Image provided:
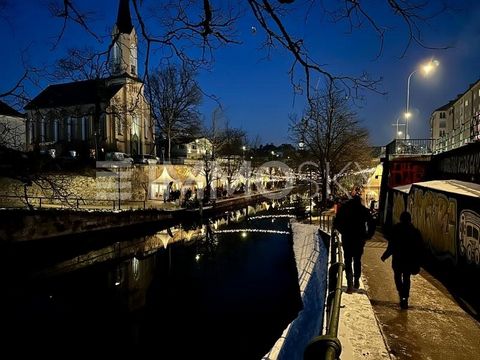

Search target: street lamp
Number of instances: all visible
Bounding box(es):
[392,116,406,139]
[404,59,439,140]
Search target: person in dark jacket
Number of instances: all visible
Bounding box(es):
[334,195,375,293]
[381,211,423,309]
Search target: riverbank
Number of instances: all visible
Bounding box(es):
[0,189,294,243]
[264,221,327,360]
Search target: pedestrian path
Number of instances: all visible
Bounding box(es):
[360,232,480,360]
[337,267,391,360]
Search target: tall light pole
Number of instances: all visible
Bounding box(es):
[404,59,439,140]
[392,116,406,139]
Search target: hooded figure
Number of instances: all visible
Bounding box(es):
[381,211,423,309]
[334,195,375,293]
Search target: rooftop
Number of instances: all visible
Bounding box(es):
[25,79,123,110]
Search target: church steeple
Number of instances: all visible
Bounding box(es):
[111,0,137,77]
[116,0,133,34]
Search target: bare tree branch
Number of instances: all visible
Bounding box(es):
[49,0,101,49]
[145,63,202,160]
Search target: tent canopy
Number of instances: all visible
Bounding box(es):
[152,167,177,184]
[182,171,204,187]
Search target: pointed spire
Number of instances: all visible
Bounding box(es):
[116,0,133,34]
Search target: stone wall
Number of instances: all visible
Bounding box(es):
[0,208,179,242]
[0,164,194,207]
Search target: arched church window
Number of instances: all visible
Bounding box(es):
[130,44,137,75]
[112,42,121,73]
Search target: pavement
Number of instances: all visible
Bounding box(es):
[344,232,480,360]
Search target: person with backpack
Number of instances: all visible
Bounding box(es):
[334,194,376,293]
[381,211,423,309]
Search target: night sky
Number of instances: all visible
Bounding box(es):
[2,0,480,146]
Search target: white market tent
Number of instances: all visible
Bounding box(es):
[151,167,178,199]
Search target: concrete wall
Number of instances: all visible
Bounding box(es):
[263,222,328,360]
[0,164,194,207]
[0,208,178,242]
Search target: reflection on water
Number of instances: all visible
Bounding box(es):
[2,201,303,358]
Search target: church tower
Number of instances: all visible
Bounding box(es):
[111,0,138,77]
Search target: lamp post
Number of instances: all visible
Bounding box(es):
[404,59,439,140]
[392,117,407,139]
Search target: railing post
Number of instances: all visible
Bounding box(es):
[39,197,42,209]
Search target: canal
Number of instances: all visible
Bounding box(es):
[2,204,303,358]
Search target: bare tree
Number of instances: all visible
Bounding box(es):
[216,124,246,194]
[290,81,372,202]
[146,64,202,160]
[52,47,110,81]
[36,0,450,100]
[195,106,244,202]
[0,146,78,210]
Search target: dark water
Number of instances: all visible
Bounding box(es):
[1,211,302,358]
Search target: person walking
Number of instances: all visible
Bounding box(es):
[381,211,423,309]
[334,194,375,293]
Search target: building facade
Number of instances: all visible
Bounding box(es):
[431,79,480,154]
[25,0,154,159]
[0,100,26,151]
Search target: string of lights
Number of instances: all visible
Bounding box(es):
[213,229,290,235]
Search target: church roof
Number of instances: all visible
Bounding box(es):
[0,100,24,117]
[25,79,123,110]
[116,0,133,34]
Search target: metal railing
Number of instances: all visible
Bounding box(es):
[0,194,149,210]
[385,138,433,157]
[432,124,480,154]
[305,214,344,360]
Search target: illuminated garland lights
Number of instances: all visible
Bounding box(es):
[213,229,290,235]
[248,215,295,220]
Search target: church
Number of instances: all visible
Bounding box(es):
[25,0,155,160]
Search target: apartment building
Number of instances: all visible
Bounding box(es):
[431,79,480,153]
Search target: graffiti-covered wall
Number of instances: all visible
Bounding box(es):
[389,183,480,269]
[407,187,457,262]
[432,141,480,184]
[388,160,428,188]
[392,191,407,225]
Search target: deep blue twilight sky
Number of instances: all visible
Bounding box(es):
[2,0,480,146]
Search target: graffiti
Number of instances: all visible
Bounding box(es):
[389,161,427,187]
[439,152,480,176]
[392,191,406,225]
[459,210,480,265]
[407,188,457,261]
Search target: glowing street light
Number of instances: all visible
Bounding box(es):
[392,116,407,139]
[404,59,439,140]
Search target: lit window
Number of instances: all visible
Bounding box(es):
[115,115,123,135]
[130,44,137,75]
